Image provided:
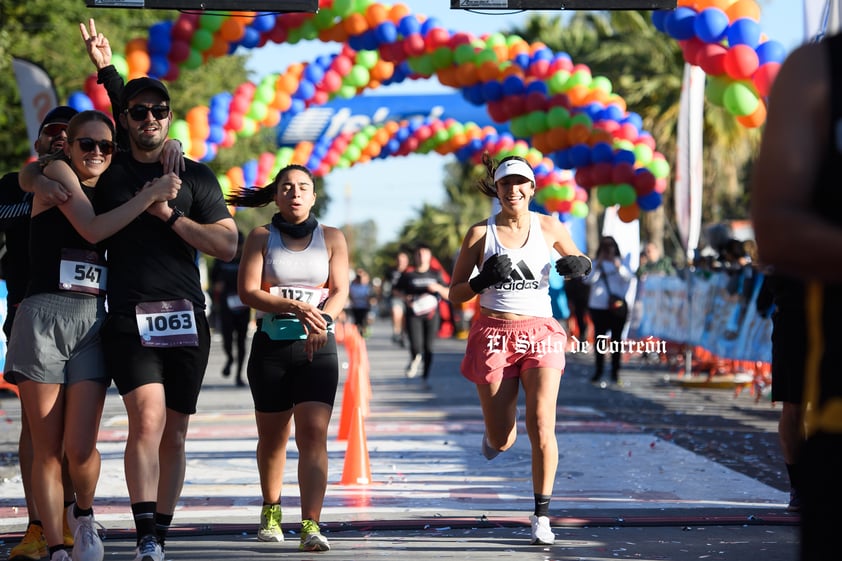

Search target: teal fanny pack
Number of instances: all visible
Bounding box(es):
[260,315,335,341]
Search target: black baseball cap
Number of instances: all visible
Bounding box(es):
[121,77,170,108]
[38,106,77,135]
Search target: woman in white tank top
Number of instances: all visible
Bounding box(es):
[449,154,591,546]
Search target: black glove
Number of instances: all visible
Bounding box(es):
[555,255,592,279]
[469,253,513,293]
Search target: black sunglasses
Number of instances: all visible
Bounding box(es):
[41,123,68,137]
[125,104,170,121]
[72,137,116,155]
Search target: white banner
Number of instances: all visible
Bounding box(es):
[673,63,705,259]
[12,57,58,156]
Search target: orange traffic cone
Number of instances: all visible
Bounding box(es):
[340,406,372,485]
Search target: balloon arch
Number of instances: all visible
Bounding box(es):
[68,0,785,223]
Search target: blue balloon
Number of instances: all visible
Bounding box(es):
[481,80,504,102]
[590,142,613,163]
[664,6,697,40]
[502,74,525,96]
[613,149,636,165]
[242,160,258,186]
[624,112,644,131]
[240,27,261,49]
[694,8,729,44]
[304,63,324,84]
[514,53,530,70]
[727,18,762,48]
[602,104,624,122]
[67,92,94,112]
[293,79,315,101]
[346,34,367,51]
[306,155,321,169]
[534,162,549,175]
[569,144,592,168]
[756,39,787,64]
[207,125,225,144]
[638,190,662,211]
[359,29,380,51]
[384,138,400,154]
[251,13,276,33]
[525,80,548,96]
[398,15,421,37]
[370,20,394,44]
[462,83,485,105]
[148,22,172,55]
[421,17,443,35]
[201,142,217,163]
[650,10,669,33]
[552,149,573,170]
[148,55,169,79]
[531,47,553,62]
[396,127,410,142]
[288,98,305,115]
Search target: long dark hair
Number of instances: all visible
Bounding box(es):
[225,164,315,208]
[476,152,532,198]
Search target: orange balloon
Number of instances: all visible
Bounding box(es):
[617,204,640,223]
[530,131,550,154]
[385,121,401,135]
[546,127,568,150]
[736,99,767,128]
[566,84,591,106]
[507,39,530,58]
[389,3,411,23]
[436,66,460,88]
[568,123,591,145]
[276,73,299,95]
[343,12,369,36]
[319,22,348,43]
[207,36,229,58]
[369,59,394,83]
[125,37,148,54]
[726,0,760,21]
[584,87,611,105]
[126,50,150,76]
[476,60,500,82]
[456,62,479,87]
[365,3,389,27]
[262,109,281,128]
[492,45,508,62]
[270,91,291,112]
[219,19,245,42]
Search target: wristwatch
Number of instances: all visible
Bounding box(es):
[166,206,185,227]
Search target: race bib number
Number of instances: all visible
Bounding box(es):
[59,249,107,295]
[411,293,438,316]
[135,299,199,348]
[269,285,329,307]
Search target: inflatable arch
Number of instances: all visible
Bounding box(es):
[68,0,784,222]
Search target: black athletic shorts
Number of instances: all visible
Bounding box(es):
[246,324,339,413]
[101,310,211,414]
[770,307,806,404]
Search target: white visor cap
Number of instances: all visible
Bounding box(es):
[493,159,535,184]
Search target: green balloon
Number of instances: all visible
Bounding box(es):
[346,65,370,88]
[526,111,548,135]
[238,117,257,138]
[255,84,275,105]
[633,143,653,165]
[648,158,670,179]
[111,54,129,81]
[485,33,507,48]
[432,47,454,69]
[454,44,477,65]
[723,81,759,117]
[508,116,530,139]
[299,20,318,41]
[591,75,612,95]
[434,128,450,144]
[596,185,616,207]
[475,49,498,65]
[615,139,634,151]
[615,184,637,206]
[706,75,729,107]
[337,84,357,99]
[217,174,231,196]
[313,9,335,30]
[357,50,379,70]
[534,188,550,205]
[247,101,268,122]
[199,13,224,32]
[547,106,570,129]
[571,200,589,218]
[183,49,203,70]
[407,55,435,77]
[512,143,529,158]
[569,112,593,128]
[547,70,570,94]
[170,119,190,145]
[276,147,294,168]
[557,184,574,201]
[344,145,361,162]
[567,69,592,88]
[336,157,351,169]
[332,0,353,17]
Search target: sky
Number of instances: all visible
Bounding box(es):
[244,1,805,245]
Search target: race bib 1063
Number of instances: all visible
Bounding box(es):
[59,248,107,295]
[135,299,199,348]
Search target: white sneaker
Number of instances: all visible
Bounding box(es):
[405,354,422,378]
[50,549,71,561]
[133,534,164,561]
[530,514,555,545]
[66,505,105,561]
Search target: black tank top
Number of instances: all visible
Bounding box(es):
[26,185,102,297]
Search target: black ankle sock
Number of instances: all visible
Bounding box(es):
[131,501,157,545]
[534,494,552,517]
[786,463,800,489]
[73,504,93,518]
[155,512,173,546]
[48,545,67,557]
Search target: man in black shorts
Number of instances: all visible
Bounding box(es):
[90,78,237,561]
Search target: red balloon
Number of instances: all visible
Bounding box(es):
[681,37,706,67]
[525,91,547,113]
[487,100,508,123]
[503,95,526,119]
[612,162,635,185]
[172,16,196,41]
[592,162,613,185]
[403,33,426,57]
[574,167,594,188]
[752,62,780,97]
[528,59,551,80]
[332,55,353,76]
[425,27,451,50]
[447,32,473,49]
[723,44,760,80]
[632,169,656,195]
[697,43,728,76]
[231,95,251,114]
[322,69,342,92]
[168,40,191,63]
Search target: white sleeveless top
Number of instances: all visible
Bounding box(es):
[259,223,330,318]
[478,212,552,317]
